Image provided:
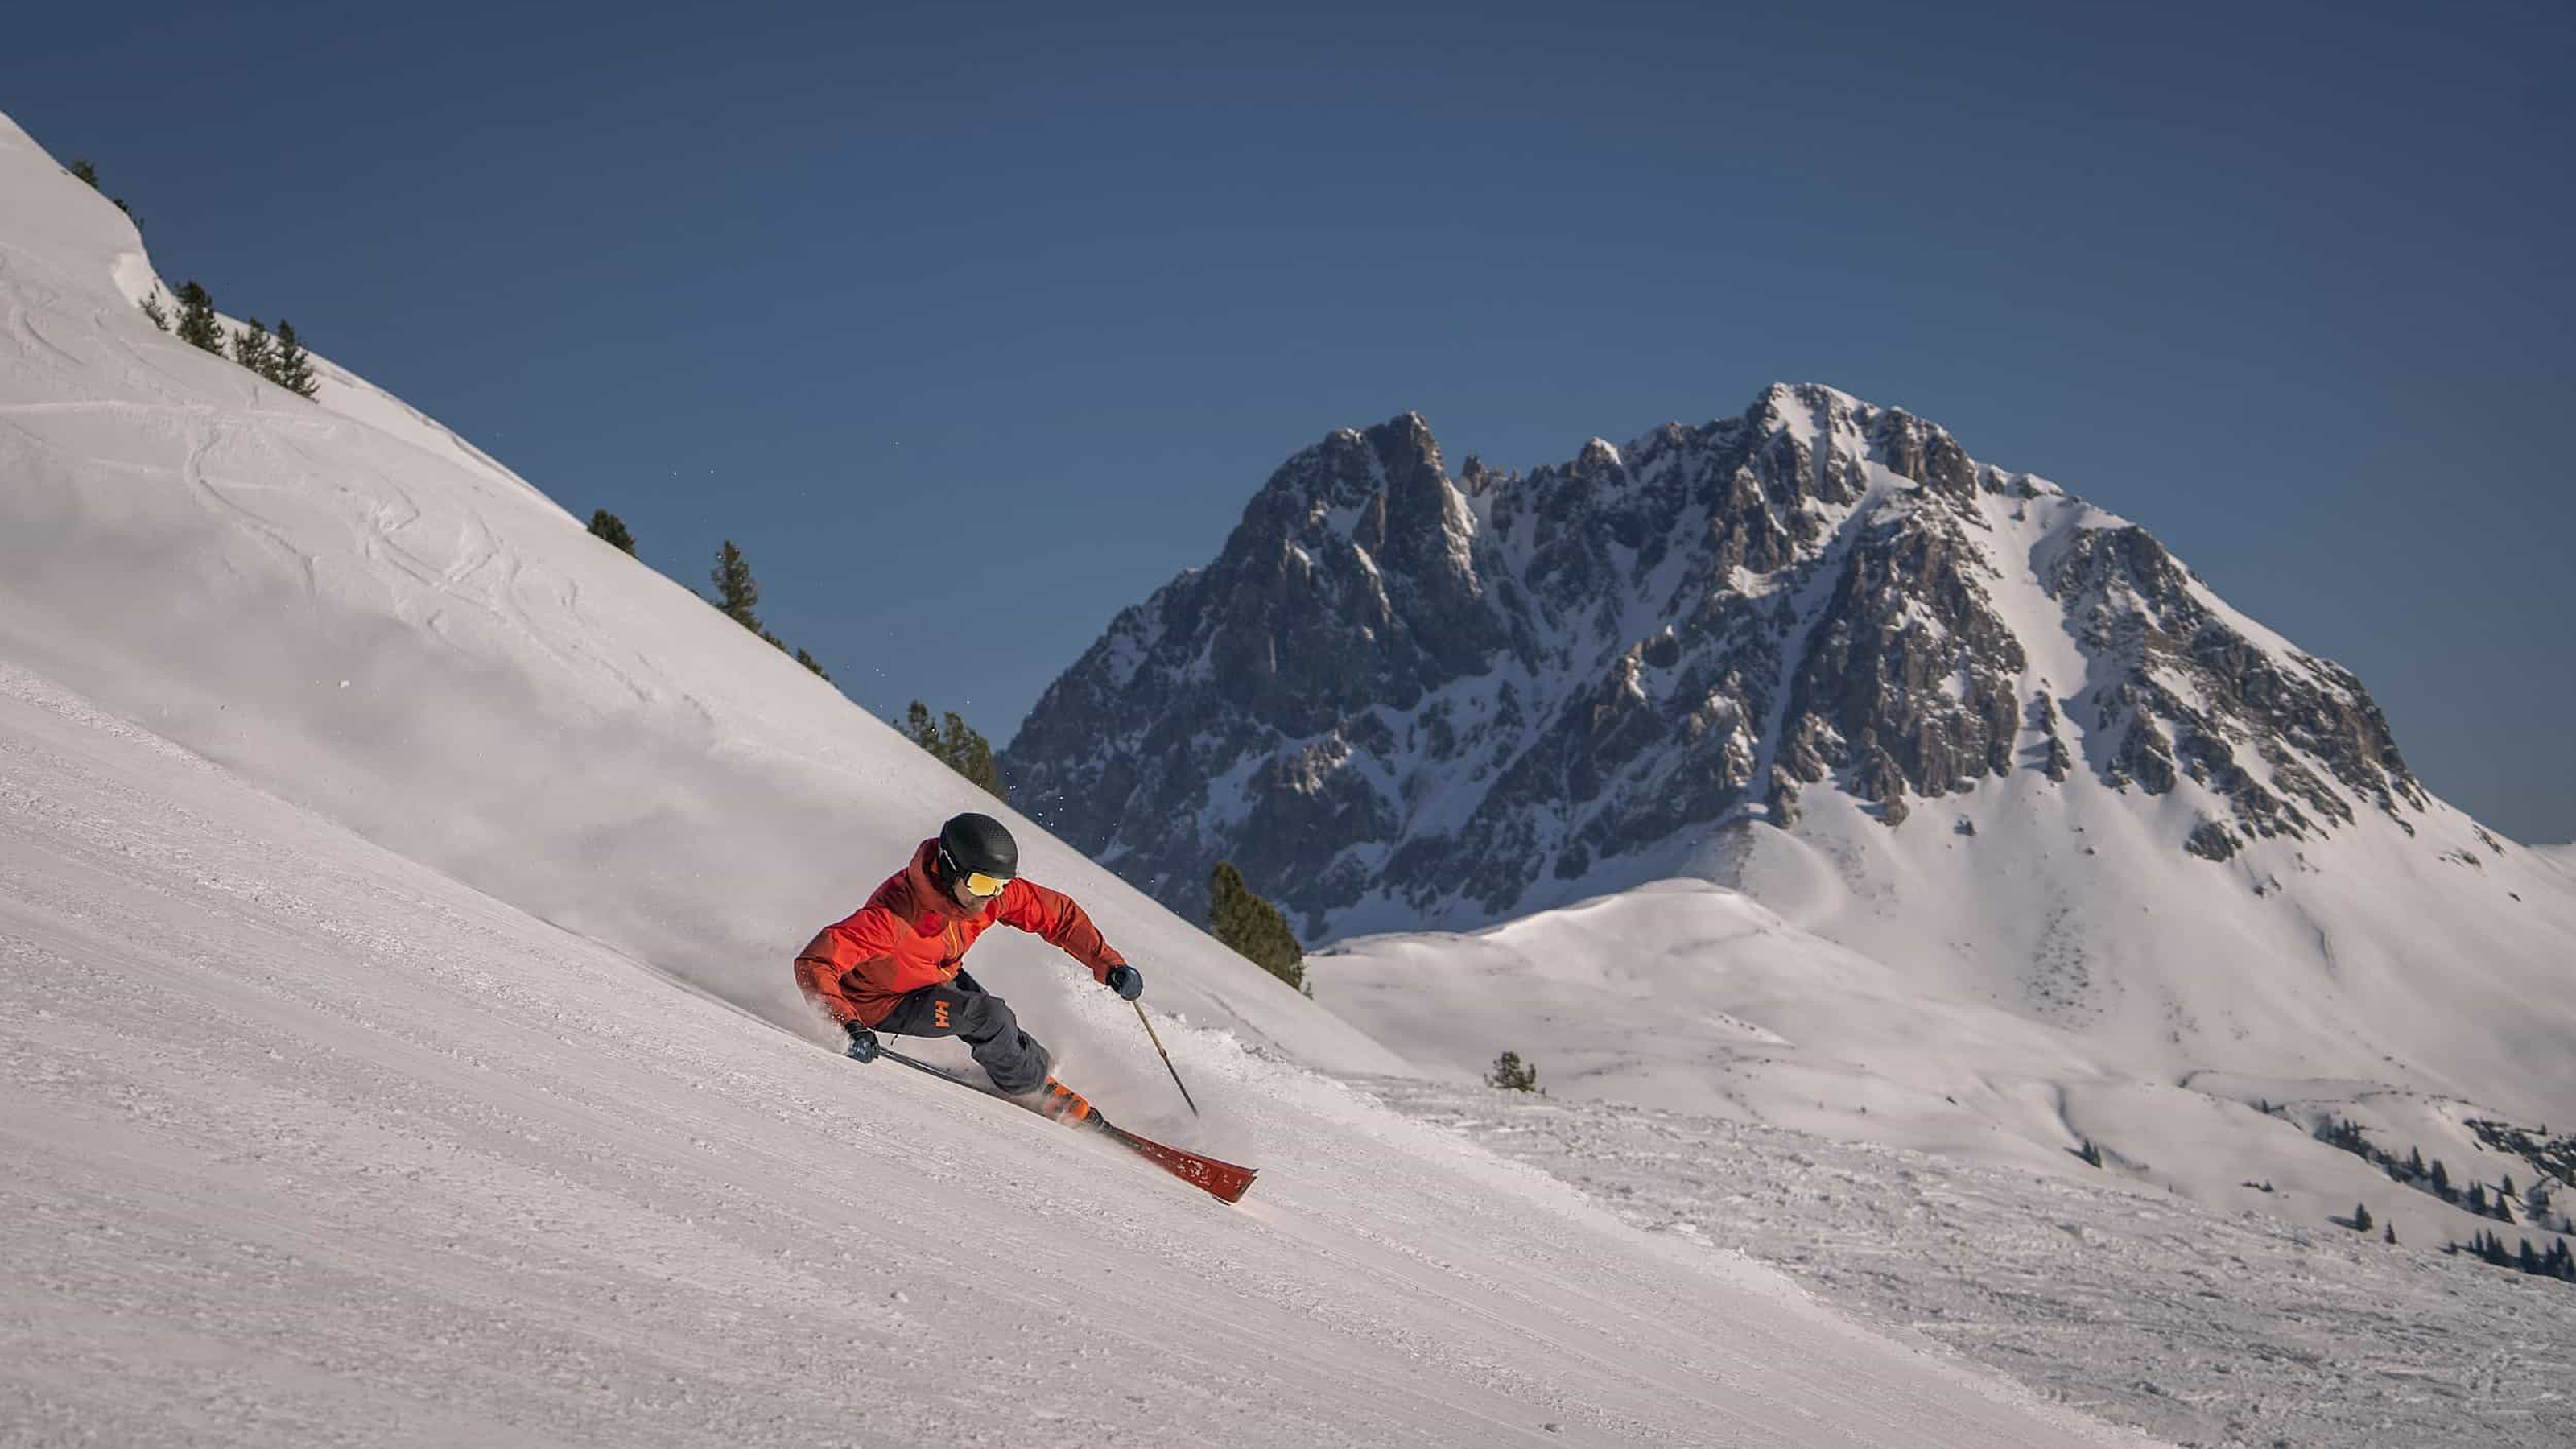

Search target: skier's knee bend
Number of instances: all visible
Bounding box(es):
[964,999,1050,1094]
[979,1042,1051,1096]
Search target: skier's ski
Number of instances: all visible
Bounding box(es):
[876,1045,1259,1204]
[1091,1117,1258,1204]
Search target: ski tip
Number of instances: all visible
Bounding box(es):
[1097,1118,1261,1203]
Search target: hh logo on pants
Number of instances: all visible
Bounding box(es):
[933,1000,952,1028]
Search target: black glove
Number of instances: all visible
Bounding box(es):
[843,1022,881,1063]
[1105,964,1143,1001]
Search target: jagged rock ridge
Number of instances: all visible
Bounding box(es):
[1003,385,2426,939]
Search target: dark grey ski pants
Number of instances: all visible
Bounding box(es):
[876,970,1051,1095]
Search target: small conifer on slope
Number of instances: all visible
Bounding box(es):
[270,320,319,398]
[588,510,638,554]
[1209,861,1304,993]
[173,282,224,353]
[904,702,1004,800]
[232,318,277,376]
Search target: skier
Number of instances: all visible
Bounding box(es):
[794,811,1142,1122]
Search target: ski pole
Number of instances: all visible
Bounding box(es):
[1132,1000,1199,1116]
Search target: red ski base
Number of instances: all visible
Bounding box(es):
[876,1046,1260,1203]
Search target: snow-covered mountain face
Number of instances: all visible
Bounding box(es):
[1007,387,2576,1122]
[1010,388,2425,928]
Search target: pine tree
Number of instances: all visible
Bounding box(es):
[2432,1160,2454,1199]
[586,510,637,554]
[2519,1239,2540,1274]
[2504,1174,2518,1200]
[232,317,278,378]
[2471,1183,2489,1213]
[138,292,170,332]
[939,712,1005,800]
[68,159,136,223]
[270,320,319,398]
[173,282,224,353]
[898,702,1002,799]
[2353,1203,2373,1232]
[2407,1146,2425,1179]
[2077,1139,2103,1168]
[1486,1051,1540,1092]
[794,647,830,681]
[708,540,764,632]
[1208,860,1305,993]
[2384,1223,2398,1245]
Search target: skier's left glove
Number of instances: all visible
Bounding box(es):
[1105,964,1144,1001]
[843,1022,881,1063]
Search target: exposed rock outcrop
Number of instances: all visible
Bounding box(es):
[1003,384,2431,938]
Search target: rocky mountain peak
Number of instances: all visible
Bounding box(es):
[1004,385,2442,941]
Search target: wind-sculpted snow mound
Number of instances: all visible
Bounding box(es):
[1317,867,2576,1282]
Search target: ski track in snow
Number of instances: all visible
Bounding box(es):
[1369,1080,2576,1449]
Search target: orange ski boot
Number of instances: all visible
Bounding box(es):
[1032,1076,1093,1125]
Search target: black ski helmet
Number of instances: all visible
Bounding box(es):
[937,811,1018,884]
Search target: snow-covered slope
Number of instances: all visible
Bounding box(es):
[1373,1079,2576,1449]
[0,114,2158,1445]
[0,112,1399,1083]
[1318,879,2106,1162]
[1317,877,2576,1264]
[1,663,2156,1447]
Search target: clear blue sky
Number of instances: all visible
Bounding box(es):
[10,0,2573,842]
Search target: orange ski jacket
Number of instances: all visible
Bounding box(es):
[795,838,1128,1027]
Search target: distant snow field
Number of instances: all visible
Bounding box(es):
[1369,1079,2576,1449]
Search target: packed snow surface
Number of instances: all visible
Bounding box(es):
[1371,1079,2576,1449]
[0,649,2165,1448]
[0,115,2159,1445]
[1317,872,2576,1307]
